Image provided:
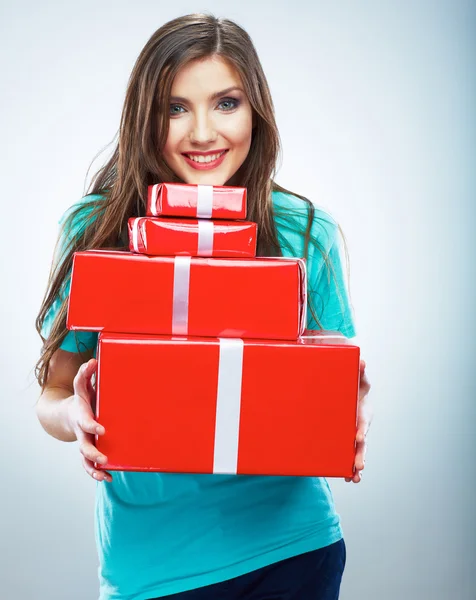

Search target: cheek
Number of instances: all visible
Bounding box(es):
[223,112,253,150]
[163,121,184,156]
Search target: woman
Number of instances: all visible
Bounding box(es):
[35,13,372,600]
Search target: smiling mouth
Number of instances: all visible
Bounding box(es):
[183,150,228,164]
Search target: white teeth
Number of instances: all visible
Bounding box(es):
[186,151,225,164]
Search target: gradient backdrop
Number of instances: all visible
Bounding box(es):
[1,1,474,598]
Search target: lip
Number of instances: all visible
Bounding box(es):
[182,149,228,171]
[182,148,228,156]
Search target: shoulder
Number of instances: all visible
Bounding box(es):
[58,193,105,241]
[272,189,339,257]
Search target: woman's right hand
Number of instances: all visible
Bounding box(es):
[69,358,113,483]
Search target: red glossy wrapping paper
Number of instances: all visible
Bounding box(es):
[66,250,306,340]
[128,217,257,257]
[94,331,360,477]
[147,183,247,219]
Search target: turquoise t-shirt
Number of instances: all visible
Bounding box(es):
[41,190,356,600]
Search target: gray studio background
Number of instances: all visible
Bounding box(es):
[1,1,474,598]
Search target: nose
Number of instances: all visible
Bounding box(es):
[189,110,217,145]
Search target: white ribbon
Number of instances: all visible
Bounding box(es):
[196,185,214,218]
[131,219,141,252]
[132,217,147,254]
[213,338,244,474]
[197,220,214,256]
[142,220,148,249]
[172,256,191,335]
[131,218,148,253]
[150,184,161,216]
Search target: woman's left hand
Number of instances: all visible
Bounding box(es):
[345,359,373,484]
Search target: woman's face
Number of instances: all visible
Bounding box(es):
[163,55,253,186]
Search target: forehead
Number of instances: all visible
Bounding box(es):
[170,56,243,95]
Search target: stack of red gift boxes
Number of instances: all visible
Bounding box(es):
[66,183,360,477]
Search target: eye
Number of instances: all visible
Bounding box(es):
[170,104,186,116]
[217,97,240,111]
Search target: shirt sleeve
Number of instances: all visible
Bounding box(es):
[40,201,99,353]
[306,224,357,338]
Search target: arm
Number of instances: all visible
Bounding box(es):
[345,359,373,484]
[36,198,111,480]
[308,219,373,483]
[36,348,112,482]
[36,349,92,442]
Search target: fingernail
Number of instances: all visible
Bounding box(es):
[96,426,105,435]
[92,472,98,479]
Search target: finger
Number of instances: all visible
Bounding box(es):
[73,359,97,401]
[359,382,371,402]
[354,452,363,472]
[78,437,108,467]
[345,468,363,483]
[82,456,113,482]
[87,378,98,416]
[76,426,112,481]
[75,413,106,436]
[356,426,367,444]
[356,404,371,436]
[354,441,367,471]
[355,411,368,440]
[78,358,97,383]
[87,376,96,400]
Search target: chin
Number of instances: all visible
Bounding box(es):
[182,171,234,187]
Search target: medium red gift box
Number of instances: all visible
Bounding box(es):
[93,331,360,477]
[67,250,306,340]
[128,217,257,257]
[147,183,247,219]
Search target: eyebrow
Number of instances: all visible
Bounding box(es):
[169,86,245,104]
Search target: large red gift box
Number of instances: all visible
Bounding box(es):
[128,217,257,257]
[67,250,306,340]
[94,331,360,477]
[147,183,247,219]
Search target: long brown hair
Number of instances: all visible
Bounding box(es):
[35,13,350,389]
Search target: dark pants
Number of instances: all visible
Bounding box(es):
[150,538,346,599]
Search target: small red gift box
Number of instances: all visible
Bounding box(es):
[67,251,306,340]
[147,183,247,220]
[94,331,360,477]
[128,217,257,257]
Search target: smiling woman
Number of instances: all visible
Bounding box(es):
[163,57,253,184]
[35,12,370,600]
